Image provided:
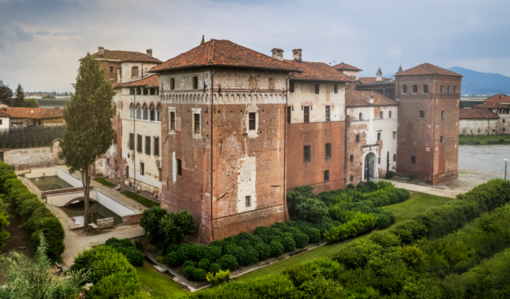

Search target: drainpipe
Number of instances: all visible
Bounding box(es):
[133,89,136,190]
[284,73,296,222]
[210,68,218,241]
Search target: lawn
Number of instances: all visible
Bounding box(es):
[459,134,510,145]
[137,262,186,298]
[238,192,451,281]
[121,190,160,208]
[93,177,116,188]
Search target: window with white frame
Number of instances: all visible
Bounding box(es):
[192,109,201,136]
[169,108,176,131]
[136,104,141,119]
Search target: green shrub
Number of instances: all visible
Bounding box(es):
[71,246,136,284]
[30,217,65,260]
[105,237,133,248]
[376,214,390,230]
[386,170,396,179]
[113,246,144,267]
[189,244,206,262]
[255,243,271,261]
[229,245,248,266]
[408,173,416,180]
[369,231,401,247]
[243,246,259,266]
[174,244,192,264]
[281,236,296,252]
[183,266,195,280]
[198,258,211,270]
[324,212,377,243]
[88,271,140,299]
[209,263,221,274]
[204,246,222,263]
[166,252,180,267]
[206,269,231,287]
[219,254,238,271]
[269,241,284,257]
[254,226,271,243]
[183,260,195,268]
[193,268,207,281]
[391,220,427,244]
[159,211,196,246]
[139,207,167,244]
[294,233,309,248]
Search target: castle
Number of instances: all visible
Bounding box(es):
[92,39,462,243]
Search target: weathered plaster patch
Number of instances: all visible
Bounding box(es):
[237,155,257,213]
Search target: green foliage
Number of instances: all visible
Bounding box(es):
[183,260,195,268]
[287,185,329,223]
[159,210,196,246]
[255,242,271,261]
[324,212,377,243]
[219,254,238,271]
[139,206,167,244]
[206,269,231,287]
[14,84,25,107]
[269,241,284,257]
[189,244,206,262]
[369,231,401,247]
[31,217,66,260]
[183,266,195,280]
[199,258,211,270]
[204,246,222,263]
[166,252,180,267]
[408,173,416,180]
[121,190,160,208]
[94,177,116,188]
[24,97,39,108]
[88,272,140,299]
[0,80,13,106]
[0,234,84,299]
[209,263,221,274]
[193,268,207,281]
[294,232,309,248]
[71,245,136,284]
[391,219,427,244]
[281,235,296,252]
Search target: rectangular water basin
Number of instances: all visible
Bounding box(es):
[24,166,90,199]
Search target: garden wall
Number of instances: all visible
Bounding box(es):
[1,140,64,169]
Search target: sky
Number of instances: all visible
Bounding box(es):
[1,0,509,92]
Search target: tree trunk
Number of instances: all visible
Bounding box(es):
[82,165,90,232]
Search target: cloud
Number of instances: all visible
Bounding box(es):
[53,30,81,36]
[0,20,33,50]
[35,30,50,35]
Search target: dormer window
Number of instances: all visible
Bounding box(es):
[132,66,139,77]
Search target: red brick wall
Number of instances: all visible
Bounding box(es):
[98,61,120,83]
[345,118,367,186]
[286,121,346,193]
[396,75,460,184]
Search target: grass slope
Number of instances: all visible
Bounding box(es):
[459,134,510,145]
[239,192,450,281]
[121,190,160,208]
[93,177,116,188]
[137,262,186,297]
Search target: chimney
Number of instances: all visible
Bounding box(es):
[292,49,302,62]
[146,49,153,57]
[271,48,284,61]
[98,47,104,58]
[367,94,374,104]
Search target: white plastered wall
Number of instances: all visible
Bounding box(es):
[0,117,9,131]
[459,119,499,135]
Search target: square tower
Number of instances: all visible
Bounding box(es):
[395,63,462,185]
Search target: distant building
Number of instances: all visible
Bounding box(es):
[459,94,510,134]
[0,107,64,129]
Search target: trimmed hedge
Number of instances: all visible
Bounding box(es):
[324,212,377,243]
[0,160,65,259]
[104,237,144,267]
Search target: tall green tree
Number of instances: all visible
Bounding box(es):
[25,98,39,108]
[14,83,25,107]
[0,80,13,106]
[59,53,115,231]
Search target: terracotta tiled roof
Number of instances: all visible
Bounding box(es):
[150,39,301,73]
[1,107,63,119]
[0,109,9,117]
[285,60,353,82]
[395,63,462,77]
[473,102,510,109]
[89,49,161,63]
[358,77,394,84]
[332,62,362,71]
[116,74,159,89]
[346,88,398,107]
[484,94,510,102]
[459,108,499,119]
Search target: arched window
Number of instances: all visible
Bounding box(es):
[149,104,155,121]
[132,66,139,77]
[129,104,134,119]
[142,104,148,120]
[454,86,457,94]
[440,85,444,94]
[447,86,451,94]
[359,113,363,121]
[157,104,161,122]
[389,111,392,118]
[135,104,141,119]
[170,78,175,90]
[193,76,198,89]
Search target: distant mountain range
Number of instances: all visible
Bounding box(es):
[447,67,510,96]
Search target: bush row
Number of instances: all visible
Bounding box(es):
[0,194,10,251]
[105,237,144,267]
[0,160,65,259]
[323,212,377,243]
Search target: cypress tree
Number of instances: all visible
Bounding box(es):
[14,84,25,107]
[59,54,115,231]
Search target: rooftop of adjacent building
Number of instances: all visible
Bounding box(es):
[345,83,397,107]
[459,108,499,119]
[285,59,354,83]
[358,77,394,84]
[0,107,63,119]
[395,63,462,77]
[483,93,510,102]
[473,102,510,109]
[150,39,301,73]
[331,62,363,71]
[88,47,161,64]
[115,74,159,89]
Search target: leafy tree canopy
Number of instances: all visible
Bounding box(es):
[24,98,39,108]
[0,80,13,106]
[14,84,25,107]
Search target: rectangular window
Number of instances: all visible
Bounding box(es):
[137,134,142,152]
[334,84,338,93]
[393,132,397,139]
[287,106,291,124]
[249,113,256,130]
[350,155,354,162]
[110,66,114,74]
[289,82,294,93]
[154,137,159,156]
[113,133,117,145]
[177,159,182,176]
[402,85,407,94]
[0,120,2,125]
[194,113,200,134]
[419,111,425,118]
[423,85,429,94]
[314,84,319,94]
[107,158,110,165]
[129,133,134,150]
[325,143,331,159]
[145,136,151,155]
[303,145,311,162]
[380,111,383,119]
[440,136,443,143]
[158,168,162,182]
[140,162,145,175]
[304,107,310,123]
[126,166,129,179]
[393,154,396,162]
[441,111,445,119]
[245,196,251,207]
[324,170,329,182]
[170,111,176,130]
[378,157,381,164]
[325,106,330,122]
[411,156,416,164]
[412,85,418,94]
